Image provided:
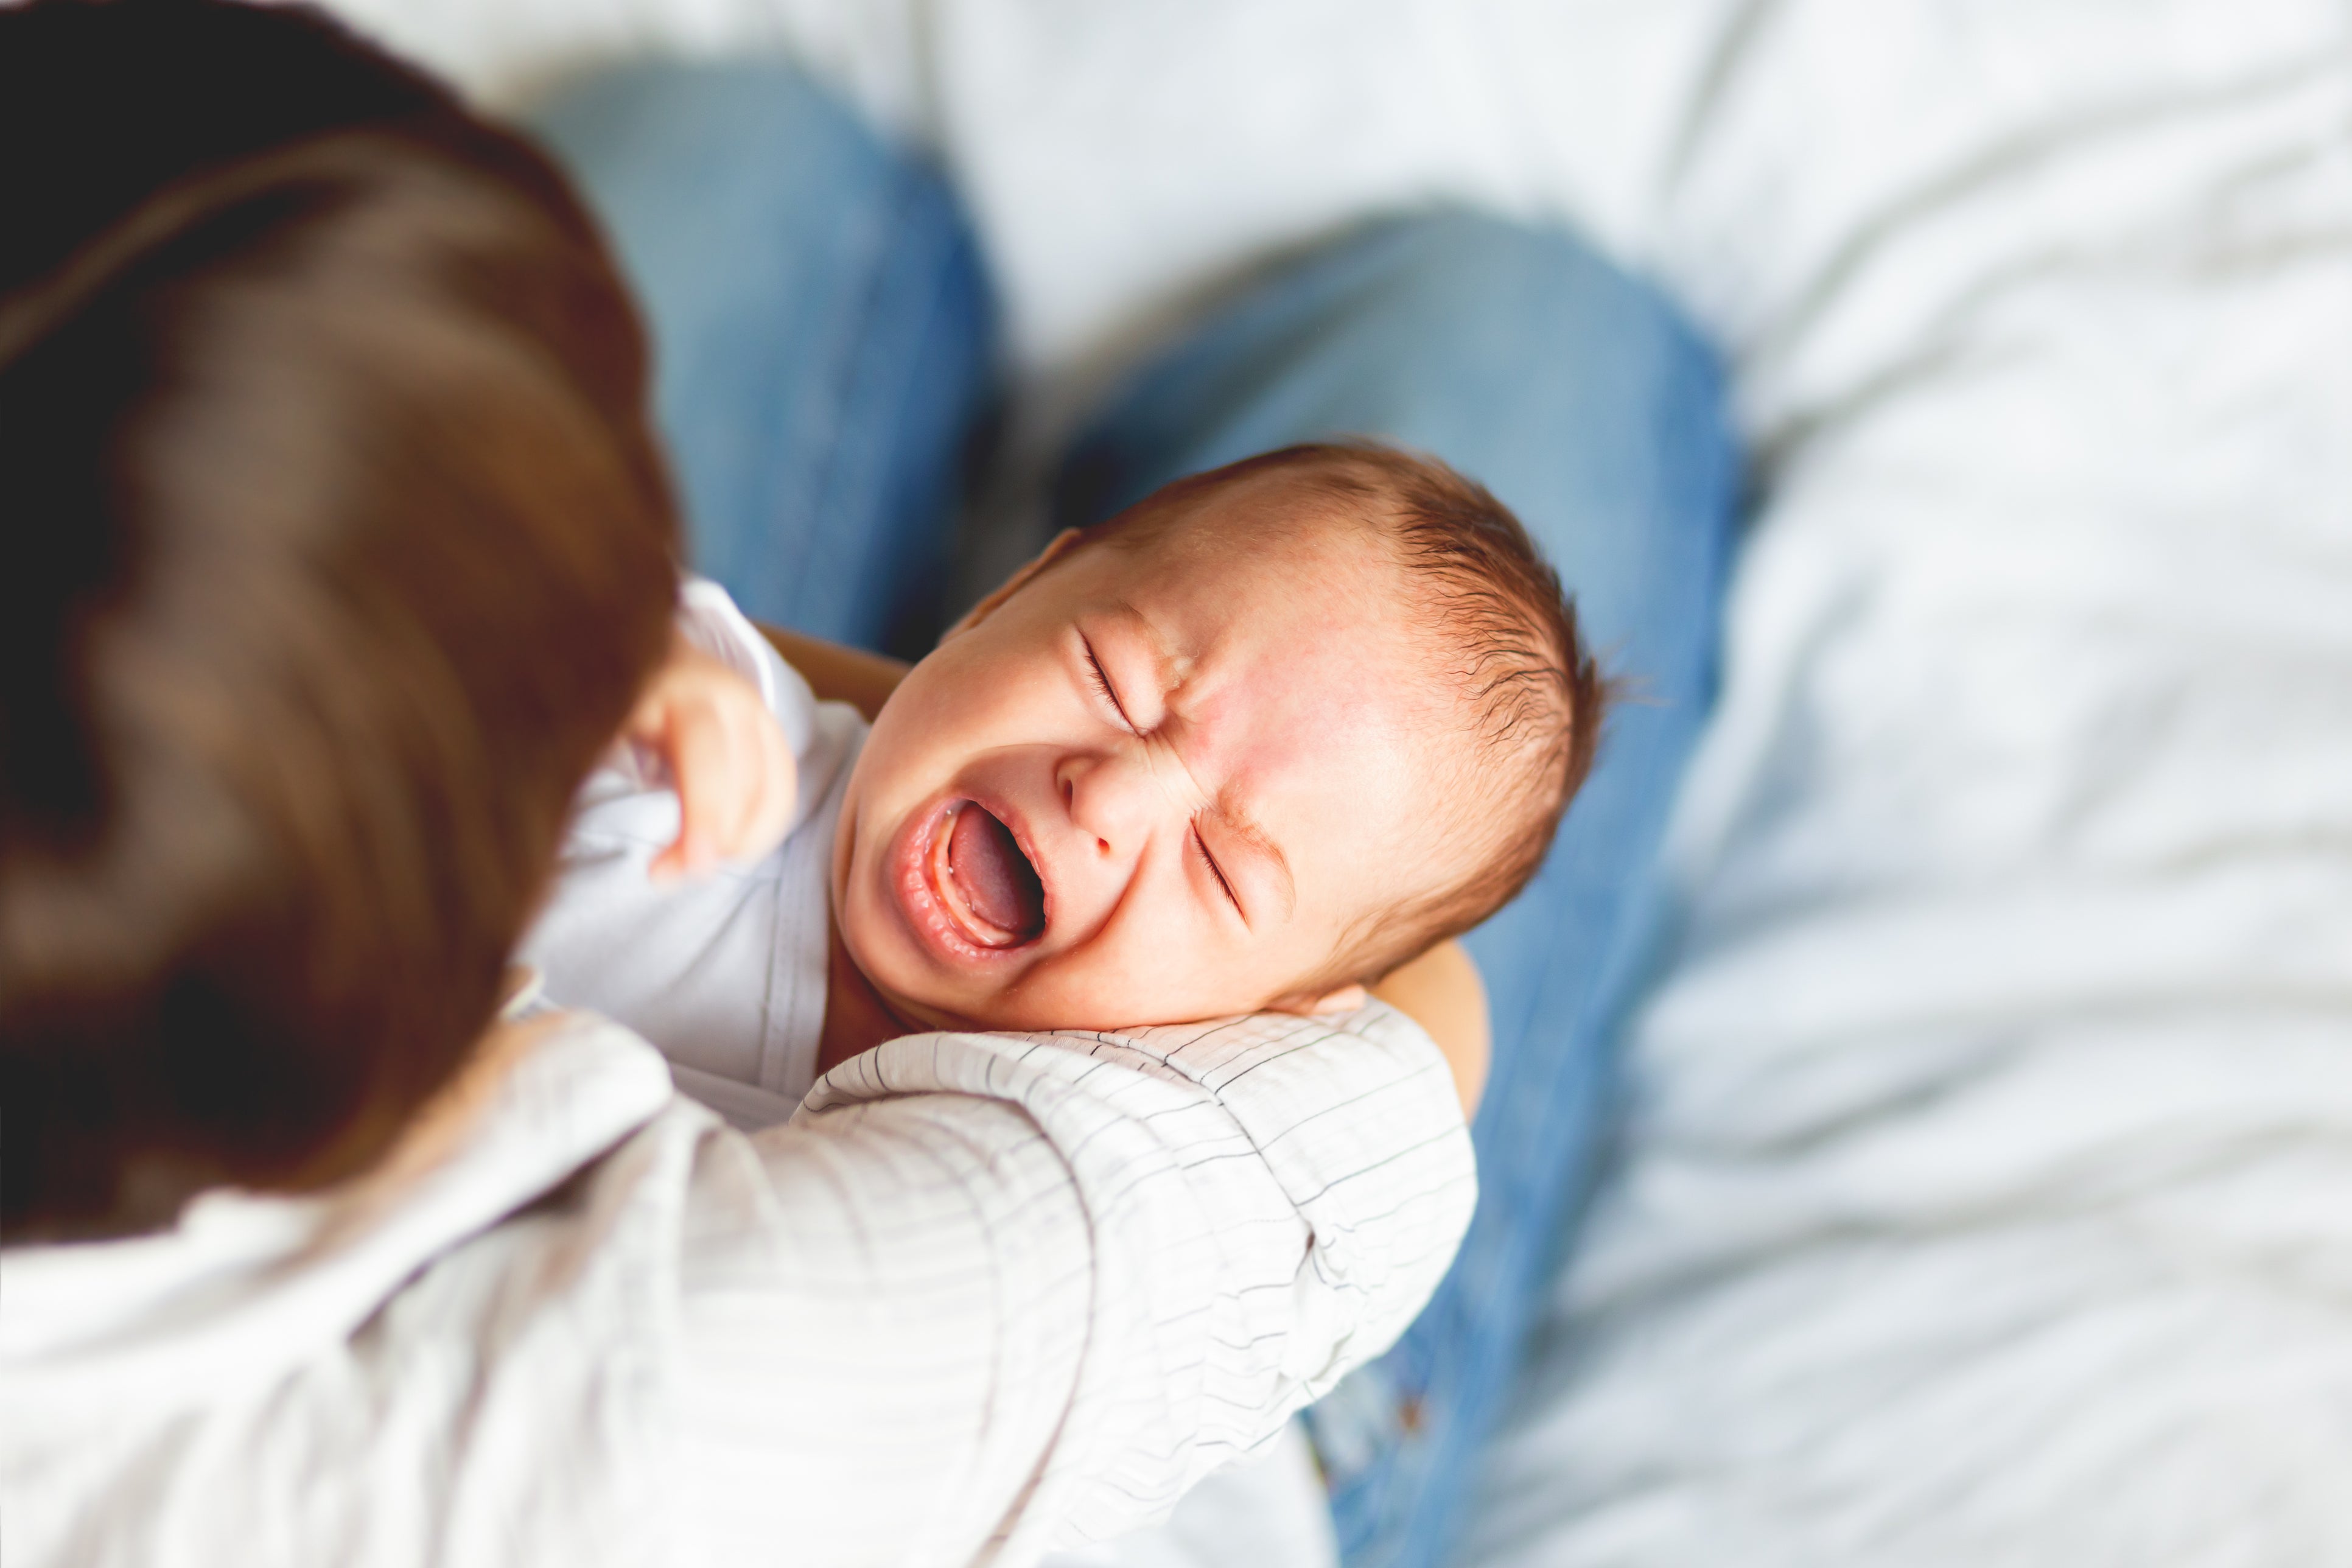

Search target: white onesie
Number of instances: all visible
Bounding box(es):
[516,578,866,1129]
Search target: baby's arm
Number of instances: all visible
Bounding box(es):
[615,603,905,876]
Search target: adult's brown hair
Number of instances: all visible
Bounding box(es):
[0,0,681,1236]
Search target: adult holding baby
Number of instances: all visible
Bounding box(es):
[530,44,1736,1568]
[0,3,1480,1564]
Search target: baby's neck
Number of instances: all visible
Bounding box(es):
[815,920,921,1079]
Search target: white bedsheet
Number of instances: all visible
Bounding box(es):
[320,1,2352,1559]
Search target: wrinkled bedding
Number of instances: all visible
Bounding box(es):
[324,1,2352,1560]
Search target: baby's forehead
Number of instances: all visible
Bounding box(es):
[1136,463,1393,550]
[1110,539,1436,723]
[1105,477,1419,623]
[1102,488,1480,755]
[1209,601,1491,873]
[1087,475,1508,836]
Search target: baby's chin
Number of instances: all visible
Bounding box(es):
[829,917,1105,1034]
[859,957,1279,1038]
[829,886,1035,1037]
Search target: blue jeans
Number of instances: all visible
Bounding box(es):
[534,63,1737,1568]
[532,64,996,659]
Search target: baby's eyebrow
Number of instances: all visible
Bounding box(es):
[1213,798,1295,920]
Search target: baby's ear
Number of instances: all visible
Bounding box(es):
[944,528,1084,639]
[1272,984,1368,1018]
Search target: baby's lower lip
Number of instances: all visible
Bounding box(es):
[891,799,1031,964]
[927,805,1030,950]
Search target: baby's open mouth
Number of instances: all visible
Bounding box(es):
[929,802,1045,948]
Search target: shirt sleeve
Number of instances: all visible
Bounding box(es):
[665,1004,1476,1566]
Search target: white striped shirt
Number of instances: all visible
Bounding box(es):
[1,997,1474,1566]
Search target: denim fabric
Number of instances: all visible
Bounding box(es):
[1057,214,1738,1568]
[531,63,995,659]
[537,63,1737,1568]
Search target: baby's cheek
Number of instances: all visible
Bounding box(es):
[889,645,1065,761]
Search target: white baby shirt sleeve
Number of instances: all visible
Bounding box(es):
[516,576,865,1118]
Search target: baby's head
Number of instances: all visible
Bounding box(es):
[834,443,1601,1034]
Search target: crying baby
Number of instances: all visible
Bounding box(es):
[520,442,1603,1114]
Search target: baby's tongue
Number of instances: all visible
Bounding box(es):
[948,804,1045,939]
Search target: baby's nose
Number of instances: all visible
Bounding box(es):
[1055,750,1160,857]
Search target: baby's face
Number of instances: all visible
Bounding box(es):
[833,477,1449,1034]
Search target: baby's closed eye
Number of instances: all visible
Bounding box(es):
[1190,825,1243,915]
[1082,638,1136,732]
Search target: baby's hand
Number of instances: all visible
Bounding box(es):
[620,635,798,880]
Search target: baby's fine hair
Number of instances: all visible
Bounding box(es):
[1085,441,1605,984]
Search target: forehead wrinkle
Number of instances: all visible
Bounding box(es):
[1116,597,1300,925]
[1106,595,1192,688]
[1105,591,1214,805]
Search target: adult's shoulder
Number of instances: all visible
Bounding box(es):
[0,1005,709,1566]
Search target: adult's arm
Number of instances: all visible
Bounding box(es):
[667,1007,1475,1564]
[753,617,1493,1113]
[1371,939,1490,1115]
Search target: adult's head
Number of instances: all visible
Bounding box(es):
[0,0,680,1237]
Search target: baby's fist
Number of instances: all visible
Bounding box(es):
[621,635,798,880]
